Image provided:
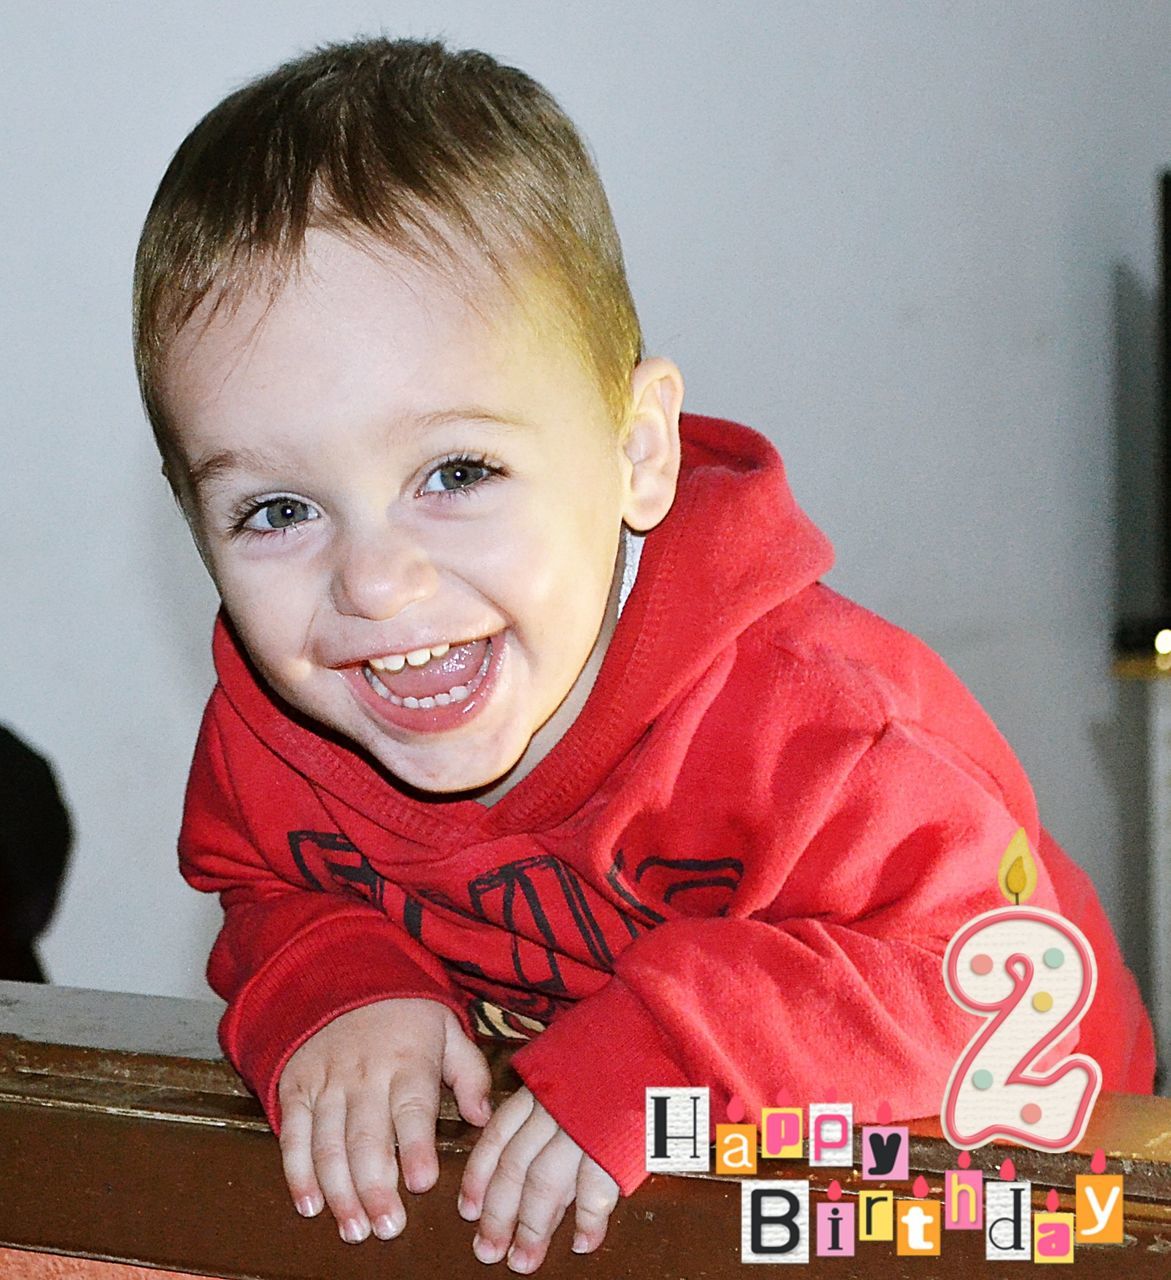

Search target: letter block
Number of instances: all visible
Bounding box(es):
[815,1202,856,1257]
[858,1190,894,1241]
[760,1107,803,1159]
[861,1124,909,1180]
[1074,1174,1124,1244]
[896,1198,941,1256]
[944,1169,984,1229]
[985,1180,1033,1261]
[809,1103,853,1168]
[1034,1212,1076,1263]
[645,1088,710,1174]
[716,1124,758,1175]
[741,1180,809,1264]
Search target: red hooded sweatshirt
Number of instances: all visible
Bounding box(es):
[179,414,1154,1195]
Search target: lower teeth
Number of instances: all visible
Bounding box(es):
[365,645,490,709]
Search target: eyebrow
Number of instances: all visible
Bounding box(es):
[187,446,288,497]
[187,407,529,499]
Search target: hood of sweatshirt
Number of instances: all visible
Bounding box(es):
[211,413,835,839]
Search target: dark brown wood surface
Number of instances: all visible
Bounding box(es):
[2,980,1170,1278]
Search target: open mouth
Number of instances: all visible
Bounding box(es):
[362,636,493,709]
[347,634,503,734]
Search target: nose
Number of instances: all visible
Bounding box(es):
[330,523,439,621]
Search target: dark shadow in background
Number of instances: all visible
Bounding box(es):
[0,724,72,982]
[1095,264,1159,1035]
[1112,263,1163,628]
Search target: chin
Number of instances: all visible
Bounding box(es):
[366,736,524,798]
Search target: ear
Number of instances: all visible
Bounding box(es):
[620,356,684,532]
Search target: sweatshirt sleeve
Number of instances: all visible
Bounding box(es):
[511,718,1063,1195]
[180,696,471,1129]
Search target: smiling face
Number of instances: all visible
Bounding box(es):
[161,231,679,798]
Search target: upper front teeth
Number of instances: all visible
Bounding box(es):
[369,642,450,672]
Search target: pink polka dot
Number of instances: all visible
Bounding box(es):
[1020,1103,1042,1125]
[970,953,994,975]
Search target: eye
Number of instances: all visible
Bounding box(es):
[419,456,500,496]
[239,496,320,533]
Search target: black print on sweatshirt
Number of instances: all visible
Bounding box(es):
[289,834,745,996]
[608,848,745,919]
[402,855,640,997]
[402,889,562,1023]
[469,855,612,993]
[287,830,386,909]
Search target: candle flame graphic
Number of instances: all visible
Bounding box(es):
[957,1150,971,1169]
[876,1100,892,1125]
[913,1174,930,1198]
[999,1158,1016,1181]
[1046,1188,1060,1212]
[726,1094,745,1123]
[827,1179,842,1201]
[1090,1148,1107,1174]
[998,829,1038,905]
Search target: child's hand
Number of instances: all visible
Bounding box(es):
[458,1087,620,1273]
[277,998,492,1244]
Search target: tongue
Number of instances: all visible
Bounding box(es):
[376,638,489,699]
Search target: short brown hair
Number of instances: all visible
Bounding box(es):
[133,37,643,454]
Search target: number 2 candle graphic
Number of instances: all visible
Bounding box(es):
[941,830,1102,1152]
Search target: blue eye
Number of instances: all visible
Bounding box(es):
[242,497,319,532]
[422,458,494,494]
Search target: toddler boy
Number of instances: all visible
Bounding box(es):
[134,37,1153,1274]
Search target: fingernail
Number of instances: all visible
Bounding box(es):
[340,1217,368,1244]
[373,1213,404,1240]
[473,1234,506,1264]
[572,1232,589,1253]
[295,1195,322,1218]
[507,1245,536,1274]
[457,1194,479,1221]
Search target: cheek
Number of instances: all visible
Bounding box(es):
[213,562,318,673]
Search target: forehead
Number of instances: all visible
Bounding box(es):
[158,231,597,458]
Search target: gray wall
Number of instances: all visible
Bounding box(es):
[2,2,1166,1003]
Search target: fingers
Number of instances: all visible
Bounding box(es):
[387,1065,442,1195]
[280,1073,432,1242]
[572,1158,620,1255]
[345,1088,405,1240]
[442,1019,494,1127]
[472,1111,556,1267]
[459,1087,535,1222]
[283,1067,621,1272]
[309,1088,371,1243]
[494,1133,580,1274]
[463,1091,612,1274]
[277,1092,324,1220]
[274,1000,466,1247]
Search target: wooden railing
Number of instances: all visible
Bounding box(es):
[1,979,1170,1278]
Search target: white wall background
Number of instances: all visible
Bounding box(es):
[2,2,1166,1011]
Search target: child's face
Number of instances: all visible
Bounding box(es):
[162,232,658,796]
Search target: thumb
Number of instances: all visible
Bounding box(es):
[441,1019,493,1126]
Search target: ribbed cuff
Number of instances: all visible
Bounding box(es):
[512,977,690,1195]
[219,909,467,1131]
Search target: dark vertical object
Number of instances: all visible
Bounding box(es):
[0,725,72,981]
[1114,171,1171,655]
[1161,171,1171,608]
